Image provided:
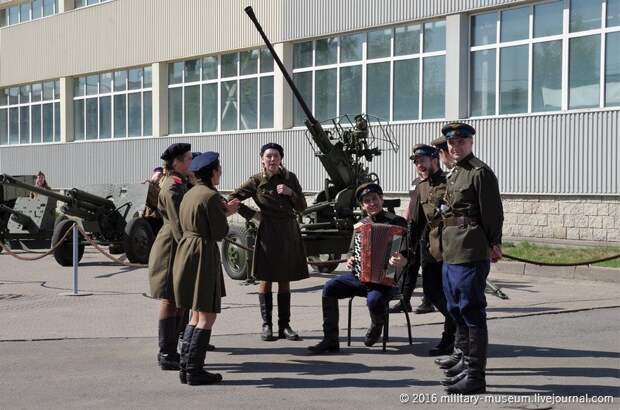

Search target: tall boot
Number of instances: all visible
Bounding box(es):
[429,317,456,356]
[277,292,300,340]
[157,317,180,370]
[446,327,487,394]
[364,312,386,347]
[186,328,223,386]
[436,325,468,369]
[308,297,340,353]
[259,293,276,341]
[178,324,195,384]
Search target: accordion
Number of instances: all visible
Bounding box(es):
[353,222,407,287]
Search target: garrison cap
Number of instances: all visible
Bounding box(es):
[410,144,438,160]
[161,143,191,161]
[355,182,383,202]
[190,151,220,173]
[260,142,284,158]
[441,122,476,140]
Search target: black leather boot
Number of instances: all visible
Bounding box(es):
[178,324,195,384]
[157,317,180,370]
[308,297,340,354]
[259,293,276,341]
[446,327,487,395]
[388,299,412,313]
[429,318,456,356]
[415,297,435,314]
[441,370,467,386]
[277,292,300,340]
[186,328,223,386]
[436,325,468,369]
[364,312,385,347]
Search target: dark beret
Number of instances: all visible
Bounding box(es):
[260,142,284,158]
[441,122,476,139]
[152,166,163,173]
[410,144,438,160]
[355,182,383,202]
[192,151,202,159]
[190,151,220,173]
[161,143,191,161]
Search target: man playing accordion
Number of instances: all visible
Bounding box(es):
[308,183,408,354]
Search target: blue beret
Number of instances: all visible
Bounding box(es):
[410,144,438,160]
[441,122,476,139]
[161,143,191,161]
[260,142,284,158]
[190,151,219,173]
[355,182,383,202]
[191,151,201,159]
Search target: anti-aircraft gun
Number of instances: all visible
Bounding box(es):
[221,7,400,279]
[0,174,156,266]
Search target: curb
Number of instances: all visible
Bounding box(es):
[492,260,620,283]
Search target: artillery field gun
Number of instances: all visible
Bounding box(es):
[0,174,158,266]
[221,7,400,280]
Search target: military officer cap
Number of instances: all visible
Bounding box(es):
[355,182,383,202]
[260,142,284,158]
[190,151,220,173]
[430,136,448,151]
[161,143,191,161]
[410,144,438,160]
[441,122,476,140]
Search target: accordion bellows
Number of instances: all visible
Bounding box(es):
[354,223,406,287]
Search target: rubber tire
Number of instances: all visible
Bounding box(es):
[221,224,254,281]
[52,219,85,267]
[123,217,155,264]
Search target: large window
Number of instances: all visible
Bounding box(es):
[292,20,446,126]
[0,80,61,145]
[168,49,274,134]
[470,0,620,117]
[0,0,57,27]
[73,67,152,140]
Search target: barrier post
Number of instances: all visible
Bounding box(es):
[59,223,92,297]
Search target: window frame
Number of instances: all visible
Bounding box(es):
[469,0,620,119]
[291,19,447,127]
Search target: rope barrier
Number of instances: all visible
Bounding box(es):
[502,252,620,267]
[0,227,73,261]
[73,224,147,268]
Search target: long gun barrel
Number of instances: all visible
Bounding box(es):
[0,203,38,232]
[244,6,353,188]
[0,174,71,203]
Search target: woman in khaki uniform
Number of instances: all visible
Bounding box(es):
[230,143,309,342]
[173,152,239,386]
[148,143,192,371]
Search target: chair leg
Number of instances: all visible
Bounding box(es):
[382,307,389,352]
[347,297,353,346]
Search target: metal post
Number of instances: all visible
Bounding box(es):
[60,223,91,297]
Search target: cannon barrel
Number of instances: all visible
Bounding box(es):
[68,188,116,210]
[0,174,71,203]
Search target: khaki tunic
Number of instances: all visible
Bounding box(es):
[148,173,188,300]
[411,169,447,265]
[173,183,229,313]
[442,153,503,264]
[230,168,309,282]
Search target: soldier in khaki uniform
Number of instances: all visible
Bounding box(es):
[439,123,503,395]
[173,152,239,386]
[408,144,455,356]
[148,143,192,371]
[230,143,309,342]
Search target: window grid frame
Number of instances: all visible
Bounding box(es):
[167,49,275,136]
[0,0,58,28]
[469,0,620,118]
[73,67,153,141]
[291,19,447,126]
[0,80,61,146]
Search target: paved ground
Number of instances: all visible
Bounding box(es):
[0,249,619,409]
